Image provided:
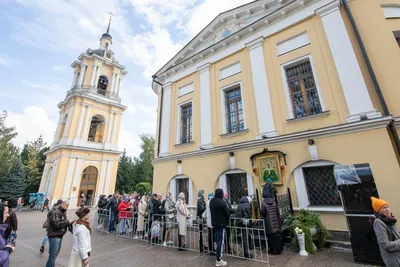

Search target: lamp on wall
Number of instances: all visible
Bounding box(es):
[177,160,182,175]
[177,160,182,164]
[307,139,319,161]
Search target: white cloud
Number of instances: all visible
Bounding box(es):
[118,124,142,156]
[0,54,12,68]
[21,80,64,93]
[7,106,57,147]
[52,64,68,73]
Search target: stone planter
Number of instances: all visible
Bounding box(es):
[296,233,308,256]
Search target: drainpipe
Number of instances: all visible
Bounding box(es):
[152,75,164,157]
[341,0,400,159]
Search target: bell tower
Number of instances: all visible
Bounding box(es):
[39,14,128,208]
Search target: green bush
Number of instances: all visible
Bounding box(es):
[285,209,329,253]
[135,182,152,196]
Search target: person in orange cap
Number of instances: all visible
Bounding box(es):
[371,197,400,266]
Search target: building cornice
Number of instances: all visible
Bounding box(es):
[44,144,123,156]
[58,92,127,111]
[153,117,392,163]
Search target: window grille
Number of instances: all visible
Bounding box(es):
[180,104,192,143]
[175,178,189,205]
[225,86,245,133]
[285,59,322,118]
[303,166,341,206]
[226,173,247,205]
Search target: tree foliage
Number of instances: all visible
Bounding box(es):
[0,111,19,183]
[0,157,26,203]
[115,134,155,194]
[24,135,48,196]
[135,182,152,196]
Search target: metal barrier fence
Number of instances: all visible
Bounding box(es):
[93,209,269,264]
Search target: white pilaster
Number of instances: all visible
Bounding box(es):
[81,106,91,140]
[52,110,64,146]
[89,65,97,87]
[60,106,72,144]
[246,173,254,196]
[93,66,100,88]
[116,77,122,95]
[39,163,51,192]
[246,37,278,138]
[188,178,193,206]
[219,174,227,193]
[110,112,117,143]
[61,157,77,199]
[198,63,214,149]
[73,104,85,145]
[47,158,58,198]
[159,82,172,157]
[70,158,84,208]
[317,2,381,123]
[170,179,176,201]
[96,160,108,200]
[104,110,114,149]
[104,160,114,196]
[77,64,86,87]
[71,70,79,88]
[110,72,116,93]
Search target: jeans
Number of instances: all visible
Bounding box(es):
[46,237,62,267]
[119,218,127,233]
[16,205,22,212]
[215,228,225,261]
[108,211,117,232]
[41,235,48,247]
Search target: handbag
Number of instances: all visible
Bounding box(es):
[7,231,17,247]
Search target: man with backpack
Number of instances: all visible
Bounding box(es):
[106,195,118,233]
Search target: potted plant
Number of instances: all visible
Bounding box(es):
[295,227,308,256]
[285,209,329,254]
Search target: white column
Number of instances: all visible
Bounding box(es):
[74,104,85,144]
[198,64,214,149]
[110,112,117,143]
[53,110,64,145]
[61,157,77,199]
[219,174,227,193]
[159,82,172,157]
[116,77,122,95]
[188,179,193,206]
[170,179,176,201]
[110,72,116,94]
[317,2,381,123]
[246,173,254,196]
[81,106,91,140]
[70,158,84,208]
[77,64,86,87]
[47,158,58,198]
[104,160,114,196]
[96,160,108,199]
[71,71,79,88]
[113,74,119,93]
[60,106,72,144]
[246,37,278,138]
[39,163,51,192]
[92,66,99,88]
[89,65,97,87]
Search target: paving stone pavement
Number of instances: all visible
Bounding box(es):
[9,209,376,267]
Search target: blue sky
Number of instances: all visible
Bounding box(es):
[0,0,252,156]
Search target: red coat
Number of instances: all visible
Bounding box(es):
[118,201,131,219]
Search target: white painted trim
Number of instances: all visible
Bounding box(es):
[293,160,339,210]
[218,169,253,198]
[293,206,344,212]
[153,116,391,163]
[170,179,176,201]
[70,158,84,207]
[220,81,247,134]
[160,84,173,157]
[110,112,117,143]
[246,173,254,196]
[277,32,310,56]
[47,158,58,198]
[171,176,193,205]
[61,157,77,198]
[104,160,114,196]
[176,99,193,144]
[318,4,381,122]
[81,106,91,139]
[219,62,241,80]
[246,37,278,138]
[229,156,236,170]
[75,104,85,139]
[280,54,326,119]
[39,164,50,193]
[53,111,64,144]
[178,82,194,97]
[381,4,400,19]
[159,0,335,86]
[199,63,214,149]
[177,164,182,175]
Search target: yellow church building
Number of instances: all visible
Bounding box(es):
[151,0,400,241]
[39,18,127,208]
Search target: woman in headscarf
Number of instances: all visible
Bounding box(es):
[261,182,282,254]
[371,197,400,266]
[176,192,190,249]
[68,208,91,267]
[135,195,147,239]
[163,193,176,246]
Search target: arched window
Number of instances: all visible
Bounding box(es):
[87,115,105,143]
[79,166,98,206]
[57,114,68,142]
[97,75,108,95]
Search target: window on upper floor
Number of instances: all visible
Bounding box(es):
[97,75,108,95]
[303,165,341,206]
[224,85,245,133]
[284,58,322,119]
[180,103,192,144]
[88,115,105,143]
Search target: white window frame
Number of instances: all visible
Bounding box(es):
[280,54,326,119]
[176,99,193,144]
[169,175,194,207]
[218,170,254,199]
[220,81,247,134]
[293,160,343,212]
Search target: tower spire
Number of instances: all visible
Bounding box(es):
[106,12,114,34]
[100,12,113,45]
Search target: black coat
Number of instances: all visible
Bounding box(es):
[106,197,118,212]
[151,199,161,215]
[210,193,230,229]
[98,198,108,209]
[196,197,206,217]
[261,198,281,234]
[47,207,69,238]
[236,196,251,226]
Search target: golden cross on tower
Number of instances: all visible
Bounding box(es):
[109,12,114,22]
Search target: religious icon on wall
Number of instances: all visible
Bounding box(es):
[257,155,283,185]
